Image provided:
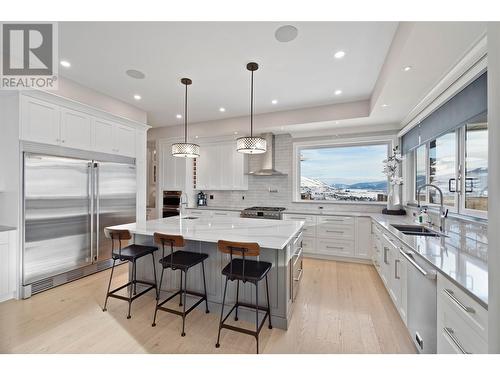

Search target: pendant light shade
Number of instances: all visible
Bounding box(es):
[237,62,267,154]
[172,78,200,158]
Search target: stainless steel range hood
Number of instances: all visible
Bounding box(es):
[247,133,287,176]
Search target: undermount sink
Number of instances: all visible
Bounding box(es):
[391,224,443,237]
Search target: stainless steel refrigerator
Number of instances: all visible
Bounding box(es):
[22,153,136,297]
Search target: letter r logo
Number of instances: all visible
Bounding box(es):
[2,23,53,76]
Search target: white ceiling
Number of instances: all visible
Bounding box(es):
[58,22,398,127]
[59,22,487,133]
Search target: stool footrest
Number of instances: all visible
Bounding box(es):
[107,281,156,302]
[219,302,270,338]
[156,290,207,317]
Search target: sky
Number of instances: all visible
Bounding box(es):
[300,144,388,185]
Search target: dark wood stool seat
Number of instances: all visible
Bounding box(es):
[159,250,208,270]
[215,240,272,354]
[112,244,157,261]
[152,233,210,337]
[222,258,272,282]
[102,229,158,319]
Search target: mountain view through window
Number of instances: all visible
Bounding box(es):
[300,144,389,202]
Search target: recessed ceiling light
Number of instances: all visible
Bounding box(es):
[176,114,182,119]
[195,135,199,139]
[403,66,412,72]
[125,69,146,79]
[219,107,226,112]
[335,121,340,125]
[334,90,342,96]
[233,131,238,135]
[381,104,389,108]
[60,60,71,68]
[133,94,141,100]
[334,50,346,59]
[280,126,285,131]
[275,25,298,43]
[271,99,278,105]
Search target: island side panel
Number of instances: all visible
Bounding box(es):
[132,234,292,329]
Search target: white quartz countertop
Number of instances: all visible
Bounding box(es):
[371,214,488,308]
[106,216,305,250]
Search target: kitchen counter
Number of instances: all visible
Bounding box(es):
[107,216,304,250]
[0,225,16,232]
[106,216,305,330]
[371,214,488,309]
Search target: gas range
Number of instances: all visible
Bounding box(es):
[240,206,286,220]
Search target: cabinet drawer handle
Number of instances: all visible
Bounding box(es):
[383,247,389,264]
[290,217,306,220]
[326,246,344,250]
[326,230,344,234]
[443,289,476,314]
[443,327,470,354]
[395,259,400,279]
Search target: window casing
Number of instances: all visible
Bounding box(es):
[293,139,392,204]
[409,117,488,218]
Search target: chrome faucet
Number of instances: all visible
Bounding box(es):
[417,183,449,233]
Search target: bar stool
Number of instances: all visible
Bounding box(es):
[152,233,209,337]
[215,240,272,354]
[102,229,158,319]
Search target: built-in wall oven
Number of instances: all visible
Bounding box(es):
[291,231,304,302]
[163,191,181,218]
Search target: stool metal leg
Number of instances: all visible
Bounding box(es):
[133,260,137,295]
[234,279,240,321]
[179,270,183,307]
[152,267,165,327]
[151,253,159,300]
[102,259,116,312]
[215,276,228,348]
[201,261,209,313]
[181,269,187,337]
[265,274,272,329]
[255,282,259,354]
[127,261,136,319]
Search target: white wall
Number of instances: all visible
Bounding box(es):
[56,76,147,124]
[487,22,500,354]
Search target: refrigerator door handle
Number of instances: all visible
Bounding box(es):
[89,162,94,263]
[95,162,100,262]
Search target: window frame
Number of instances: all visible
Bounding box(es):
[408,123,487,219]
[292,136,395,204]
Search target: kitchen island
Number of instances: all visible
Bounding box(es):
[106,215,304,329]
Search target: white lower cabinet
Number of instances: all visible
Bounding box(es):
[282,214,371,260]
[437,274,488,353]
[186,209,240,218]
[0,230,17,302]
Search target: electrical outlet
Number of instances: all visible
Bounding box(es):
[269,187,278,193]
[209,195,214,200]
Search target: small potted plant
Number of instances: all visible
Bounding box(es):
[382,145,406,215]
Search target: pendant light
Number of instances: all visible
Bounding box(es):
[236,62,267,154]
[172,78,200,158]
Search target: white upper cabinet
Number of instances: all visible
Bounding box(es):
[21,95,60,145]
[93,118,115,154]
[20,94,138,158]
[160,141,187,191]
[60,108,92,150]
[196,141,248,191]
[113,124,136,157]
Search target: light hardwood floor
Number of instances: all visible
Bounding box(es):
[0,258,416,354]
